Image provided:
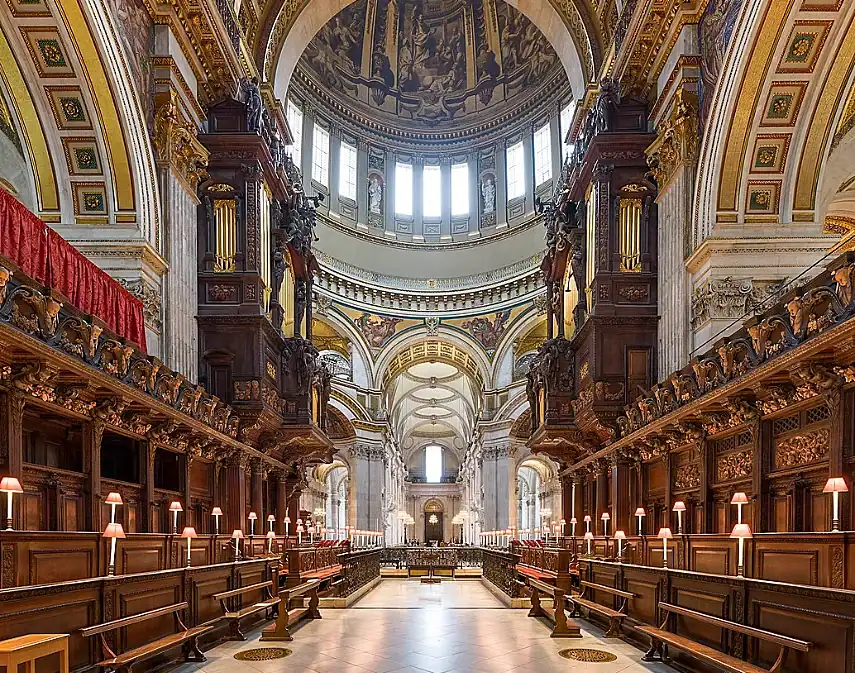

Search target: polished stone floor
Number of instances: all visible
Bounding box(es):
[175,580,673,673]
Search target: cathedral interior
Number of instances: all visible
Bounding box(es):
[1,0,855,670]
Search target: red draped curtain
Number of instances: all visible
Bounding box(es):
[0,189,147,351]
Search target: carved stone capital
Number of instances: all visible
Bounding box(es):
[153,93,209,193]
[645,90,698,189]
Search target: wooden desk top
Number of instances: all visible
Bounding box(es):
[0,634,68,652]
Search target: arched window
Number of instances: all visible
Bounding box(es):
[425,444,443,484]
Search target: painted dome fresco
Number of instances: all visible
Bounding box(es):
[295,0,565,139]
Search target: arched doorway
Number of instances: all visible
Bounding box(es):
[424,498,444,544]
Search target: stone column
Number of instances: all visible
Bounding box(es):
[301,103,314,181]
[152,95,208,382]
[550,109,563,182]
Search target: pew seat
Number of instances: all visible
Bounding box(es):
[260,580,321,642]
[516,565,555,582]
[524,576,581,638]
[301,564,342,582]
[80,602,210,673]
[213,580,280,641]
[638,602,811,673]
[568,581,634,637]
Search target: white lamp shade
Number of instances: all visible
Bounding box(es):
[266,531,276,539]
[248,512,257,520]
[105,492,123,505]
[211,507,223,516]
[570,517,577,524]
[614,530,626,540]
[181,527,198,538]
[657,527,673,539]
[730,523,753,539]
[583,515,592,522]
[672,501,686,512]
[601,513,610,520]
[730,492,749,505]
[0,477,23,493]
[823,478,849,493]
[267,515,276,522]
[232,529,244,539]
[103,523,126,539]
[284,516,291,523]
[169,501,183,512]
[583,532,594,540]
[635,508,646,517]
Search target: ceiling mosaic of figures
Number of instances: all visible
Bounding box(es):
[295,0,563,129]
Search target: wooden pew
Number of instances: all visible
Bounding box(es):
[638,602,811,673]
[568,580,634,637]
[80,602,211,673]
[260,580,321,642]
[212,580,280,641]
[524,576,581,638]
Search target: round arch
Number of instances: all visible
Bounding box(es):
[259,0,600,103]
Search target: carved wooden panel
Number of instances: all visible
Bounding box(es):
[118,538,168,575]
[690,545,731,576]
[623,572,660,625]
[29,548,95,586]
[190,571,231,624]
[758,549,818,586]
[118,582,181,651]
[672,586,729,651]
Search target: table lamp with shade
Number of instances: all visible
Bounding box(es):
[584,531,594,555]
[560,518,566,536]
[169,501,183,535]
[284,515,291,536]
[658,528,673,568]
[1,477,23,530]
[672,501,686,534]
[211,506,223,535]
[267,514,275,532]
[570,517,577,537]
[601,512,610,536]
[584,515,592,534]
[614,530,626,561]
[634,508,646,536]
[103,522,126,576]
[823,478,848,531]
[182,527,197,566]
[248,511,257,536]
[730,492,748,524]
[231,529,244,558]
[105,492,123,524]
[266,530,276,554]
[730,522,752,576]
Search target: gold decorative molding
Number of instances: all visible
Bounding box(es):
[646,89,699,190]
[153,93,209,194]
[824,215,855,235]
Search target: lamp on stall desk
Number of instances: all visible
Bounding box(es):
[103,522,126,576]
[284,516,291,537]
[560,518,566,536]
[823,478,848,532]
[182,527,197,567]
[211,507,223,535]
[583,515,591,534]
[267,514,276,532]
[672,501,686,534]
[583,531,594,556]
[297,523,304,545]
[105,492,123,525]
[614,531,626,562]
[601,512,610,537]
[169,501,183,535]
[0,477,23,530]
[570,517,577,538]
[248,511,257,536]
[658,528,673,568]
[730,493,748,524]
[730,523,752,577]
[232,529,244,558]
[266,530,276,554]
[634,508,646,536]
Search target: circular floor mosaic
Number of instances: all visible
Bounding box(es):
[558,648,618,663]
[234,648,292,661]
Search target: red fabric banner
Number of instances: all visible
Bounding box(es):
[0,189,147,351]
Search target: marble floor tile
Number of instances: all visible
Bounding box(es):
[172,579,671,673]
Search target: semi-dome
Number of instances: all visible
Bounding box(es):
[295,0,564,141]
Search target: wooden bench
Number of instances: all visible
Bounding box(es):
[639,602,811,673]
[213,580,280,641]
[80,602,211,673]
[568,580,634,637]
[260,580,321,642]
[524,576,581,638]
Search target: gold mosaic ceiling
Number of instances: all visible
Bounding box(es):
[295,0,566,136]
